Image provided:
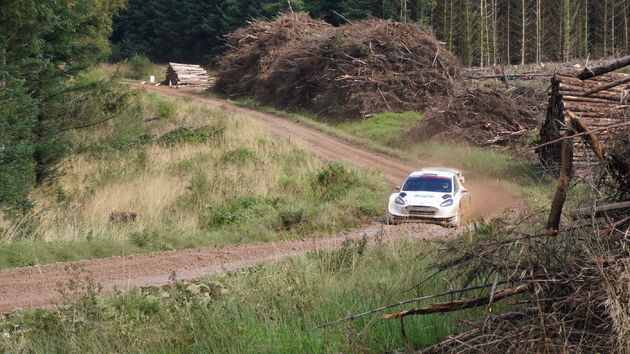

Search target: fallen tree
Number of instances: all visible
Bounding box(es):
[578,55,630,80]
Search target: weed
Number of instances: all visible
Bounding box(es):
[130,229,157,248]
[0,240,477,353]
[155,98,177,120]
[311,235,368,272]
[220,148,257,165]
[156,125,225,147]
[200,196,276,229]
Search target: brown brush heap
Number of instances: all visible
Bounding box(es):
[216,13,461,119]
[216,13,538,149]
[407,88,539,148]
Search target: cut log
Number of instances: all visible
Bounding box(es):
[583,76,630,97]
[565,110,607,160]
[382,284,531,319]
[546,126,573,236]
[570,201,630,219]
[165,63,212,88]
[578,55,630,80]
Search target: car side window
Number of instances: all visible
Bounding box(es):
[453,176,459,194]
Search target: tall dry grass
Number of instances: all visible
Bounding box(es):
[19,93,320,242]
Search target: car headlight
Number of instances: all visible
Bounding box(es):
[440,199,454,207]
[395,196,405,205]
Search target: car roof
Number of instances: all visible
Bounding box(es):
[408,168,461,179]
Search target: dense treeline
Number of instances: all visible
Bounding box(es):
[0,0,128,214]
[431,0,630,66]
[112,0,629,65]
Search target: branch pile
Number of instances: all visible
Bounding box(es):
[215,13,539,149]
[215,13,461,120]
[405,88,539,149]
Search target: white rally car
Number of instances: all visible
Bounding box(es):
[387,168,471,227]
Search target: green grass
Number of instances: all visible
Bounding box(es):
[0,74,388,269]
[335,111,423,146]
[0,238,484,353]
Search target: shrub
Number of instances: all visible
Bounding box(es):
[278,208,304,230]
[127,54,153,80]
[313,162,360,200]
[199,196,277,229]
[155,99,177,120]
[309,235,368,273]
[130,229,157,248]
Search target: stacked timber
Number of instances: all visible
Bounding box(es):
[165,63,211,87]
[539,69,630,178]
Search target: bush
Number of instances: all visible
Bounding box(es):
[130,229,157,248]
[199,196,278,229]
[127,54,153,80]
[313,162,360,200]
[278,208,304,230]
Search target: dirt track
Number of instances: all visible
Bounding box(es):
[0,85,516,313]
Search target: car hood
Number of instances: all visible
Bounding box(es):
[401,191,451,207]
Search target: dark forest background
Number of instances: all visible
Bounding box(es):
[111,0,630,66]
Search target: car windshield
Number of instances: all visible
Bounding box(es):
[403,176,452,193]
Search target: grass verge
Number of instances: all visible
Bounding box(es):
[0,238,483,353]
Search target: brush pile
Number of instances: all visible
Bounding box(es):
[598,127,630,201]
[216,13,540,149]
[405,88,539,149]
[215,13,461,120]
[409,210,630,352]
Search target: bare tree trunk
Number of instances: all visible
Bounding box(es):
[521,0,526,65]
[464,0,474,66]
[479,0,486,68]
[610,0,617,57]
[562,0,571,61]
[492,0,498,65]
[507,1,511,64]
[449,0,454,51]
[583,0,590,58]
[625,1,629,54]
[604,0,608,56]
[578,54,630,79]
[536,0,542,64]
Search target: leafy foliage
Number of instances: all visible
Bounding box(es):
[0,0,127,215]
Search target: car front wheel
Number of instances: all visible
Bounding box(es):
[386,212,401,225]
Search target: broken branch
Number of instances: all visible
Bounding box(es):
[382,284,531,320]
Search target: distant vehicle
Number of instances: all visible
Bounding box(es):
[387,168,471,227]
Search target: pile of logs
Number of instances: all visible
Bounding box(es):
[537,55,630,235]
[165,63,212,88]
[539,55,630,179]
